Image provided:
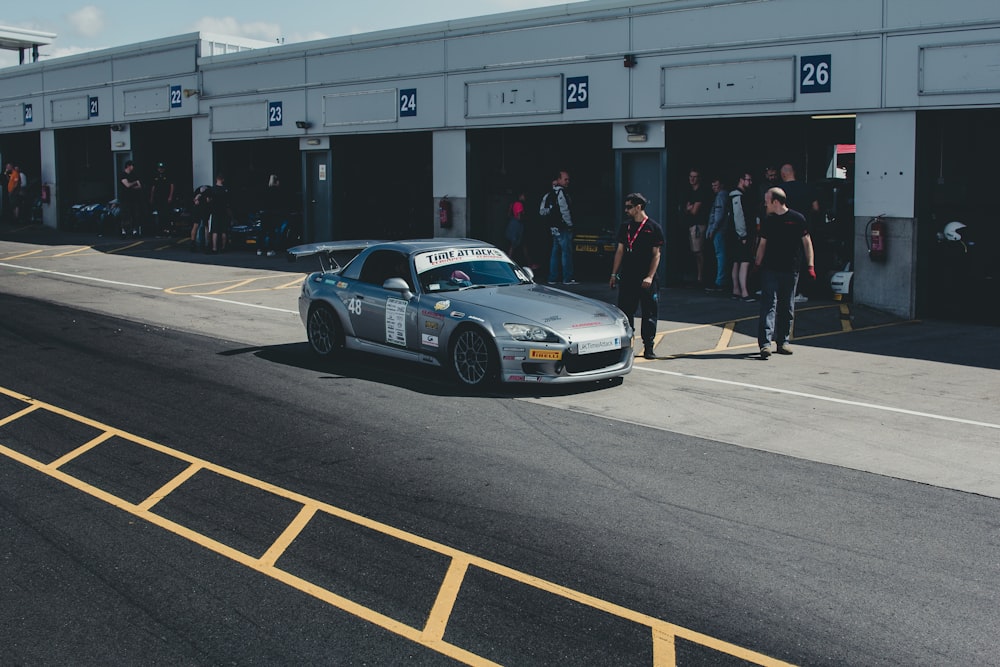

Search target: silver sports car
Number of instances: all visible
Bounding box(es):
[289,239,634,386]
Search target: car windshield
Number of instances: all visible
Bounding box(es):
[415,247,530,293]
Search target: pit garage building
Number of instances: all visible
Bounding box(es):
[1,0,998,323]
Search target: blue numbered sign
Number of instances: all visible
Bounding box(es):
[400,89,417,117]
[89,97,99,117]
[800,55,831,94]
[268,101,283,127]
[170,85,182,108]
[566,76,589,109]
[23,104,32,123]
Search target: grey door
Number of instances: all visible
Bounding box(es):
[305,151,332,241]
[616,149,667,280]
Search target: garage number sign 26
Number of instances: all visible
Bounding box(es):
[800,55,831,94]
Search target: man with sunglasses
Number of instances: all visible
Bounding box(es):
[610,193,664,359]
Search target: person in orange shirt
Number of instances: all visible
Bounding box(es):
[7,164,22,222]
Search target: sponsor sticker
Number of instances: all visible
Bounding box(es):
[530,349,562,360]
[434,300,451,311]
[415,247,508,272]
[421,333,439,348]
[578,337,621,355]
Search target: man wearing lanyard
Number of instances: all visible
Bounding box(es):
[610,193,664,359]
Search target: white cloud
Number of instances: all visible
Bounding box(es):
[67,5,105,38]
[282,30,329,45]
[193,17,281,42]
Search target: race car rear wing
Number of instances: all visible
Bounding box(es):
[286,240,386,273]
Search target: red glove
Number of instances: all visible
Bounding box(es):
[807,266,816,280]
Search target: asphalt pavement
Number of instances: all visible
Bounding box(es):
[3,221,999,500]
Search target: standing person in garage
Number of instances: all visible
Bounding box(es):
[206,174,233,254]
[539,169,576,284]
[149,162,175,236]
[755,187,815,359]
[610,192,664,360]
[681,167,712,287]
[118,161,143,237]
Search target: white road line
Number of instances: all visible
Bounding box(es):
[635,365,1000,430]
[1,262,298,314]
[0,262,163,290]
[192,295,298,313]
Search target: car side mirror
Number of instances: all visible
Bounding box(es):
[521,266,535,282]
[383,277,414,299]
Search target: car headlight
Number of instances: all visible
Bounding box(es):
[503,323,561,343]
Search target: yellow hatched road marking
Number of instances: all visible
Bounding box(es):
[423,556,471,642]
[108,241,143,254]
[53,246,93,257]
[0,384,795,667]
[2,248,44,260]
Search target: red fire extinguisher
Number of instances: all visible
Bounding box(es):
[866,215,887,261]
[438,196,452,229]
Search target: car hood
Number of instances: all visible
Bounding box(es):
[440,284,621,332]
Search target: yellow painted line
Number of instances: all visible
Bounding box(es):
[47,431,116,470]
[0,384,794,667]
[259,503,318,567]
[107,241,143,254]
[840,304,853,332]
[164,275,305,296]
[0,402,40,426]
[205,277,258,295]
[658,304,841,336]
[137,462,203,512]
[52,246,93,257]
[2,248,44,260]
[653,627,676,667]
[423,556,470,642]
[713,321,736,350]
[277,276,305,289]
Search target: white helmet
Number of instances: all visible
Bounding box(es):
[943,221,966,241]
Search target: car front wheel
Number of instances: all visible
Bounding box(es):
[307,303,343,358]
[450,326,498,386]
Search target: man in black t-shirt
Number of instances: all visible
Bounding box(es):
[118,161,143,237]
[681,168,712,285]
[754,187,815,359]
[610,192,664,359]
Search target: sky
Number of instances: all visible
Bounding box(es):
[0,1,584,68]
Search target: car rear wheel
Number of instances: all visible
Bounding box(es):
[450,326,498,386]
[307,303,343,358]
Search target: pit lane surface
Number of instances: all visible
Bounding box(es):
[2,233,1000,664]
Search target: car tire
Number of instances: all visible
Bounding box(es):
[307,303,343,358]
[449,325,499,386]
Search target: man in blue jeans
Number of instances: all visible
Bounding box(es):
[754,187,815,359]
[540,170,576,284]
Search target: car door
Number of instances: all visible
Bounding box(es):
[347,250,413,348]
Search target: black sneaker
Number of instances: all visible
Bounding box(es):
[759,346,771,359]
[776,345,793,355]
[643,346,656,359]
